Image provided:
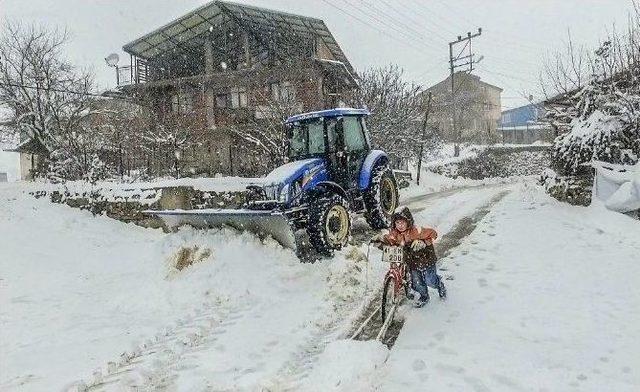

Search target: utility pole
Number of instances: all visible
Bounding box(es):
[449,28,482,157]
[416,91,433,186]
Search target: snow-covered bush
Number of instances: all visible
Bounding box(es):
[548,37,640,176]
[539,168,592,206]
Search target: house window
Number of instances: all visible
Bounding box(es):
[270,83,280,101]
[216,93,230,108]
[171,90,194,113]
[270,81,296,102]
[280,82,295,102]
[231,87,248,108]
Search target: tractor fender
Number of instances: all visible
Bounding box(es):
[358,150,389,190]
[307,181,348,201]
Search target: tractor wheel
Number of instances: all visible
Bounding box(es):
[307,193,351,256]
[364,165,399,229]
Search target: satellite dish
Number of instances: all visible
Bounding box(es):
[105,53,120,67]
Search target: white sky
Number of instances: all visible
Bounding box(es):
[0,0,633,111]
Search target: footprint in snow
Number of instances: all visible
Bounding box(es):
[412,359,426,371]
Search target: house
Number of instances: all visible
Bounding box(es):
[0,119,48,181]
[117,0,358,176]
[425,72,503,143]
[499,103,553,144]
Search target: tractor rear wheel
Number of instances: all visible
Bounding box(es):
[307,193,351,255]
[364,165,399,229]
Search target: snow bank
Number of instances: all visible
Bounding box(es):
[47,175,262,195]
[593,161,640,213]
[302,340,389,391]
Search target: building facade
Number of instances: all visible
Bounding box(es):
[117,1,358,176]
[425,72,503,143]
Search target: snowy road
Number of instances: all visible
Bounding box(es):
[306,184,640,391]
[377,185,640,391]
[0,182,509,391]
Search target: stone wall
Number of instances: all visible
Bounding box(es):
[33,186,247,230]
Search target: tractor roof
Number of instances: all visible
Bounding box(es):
[285,108,370,124]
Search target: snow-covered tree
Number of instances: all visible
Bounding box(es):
[0,21,97,178]
[548,29,640,175]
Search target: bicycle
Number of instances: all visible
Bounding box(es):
[376,243,412,324]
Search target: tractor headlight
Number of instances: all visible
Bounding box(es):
[278,183,290,203]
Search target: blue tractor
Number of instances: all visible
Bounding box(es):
[153,108,399,256]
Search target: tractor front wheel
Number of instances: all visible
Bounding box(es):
[307,193,351,256]
[364,165,399,229]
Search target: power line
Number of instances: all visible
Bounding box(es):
[375,0,450,42]
[405,0,462,37]
[477,67,538,84]
[0,82,106,98]
[320,0,437,55]
[340,0,441,52]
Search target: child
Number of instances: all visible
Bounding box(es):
[374,206,446,306]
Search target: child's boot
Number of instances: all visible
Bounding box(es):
[438,281,447,299]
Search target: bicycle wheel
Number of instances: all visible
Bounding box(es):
[381,276,397,322]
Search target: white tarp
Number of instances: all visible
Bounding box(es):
[593,160,640,212]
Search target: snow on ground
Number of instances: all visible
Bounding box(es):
[0,182,362,391]
[372,183,640,391]
[400,169,521,200]
[0,179,509,391]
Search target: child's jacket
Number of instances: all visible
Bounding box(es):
[382,206,438,270]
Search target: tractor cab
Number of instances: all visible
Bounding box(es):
[285,108,371,190]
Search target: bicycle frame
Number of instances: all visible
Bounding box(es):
[385,262,408,298]
[381,245,410,300]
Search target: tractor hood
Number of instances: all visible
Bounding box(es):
[263,158,325,186]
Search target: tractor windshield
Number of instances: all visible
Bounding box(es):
[287,118,326,159]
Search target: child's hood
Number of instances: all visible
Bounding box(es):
[391,205,414,227]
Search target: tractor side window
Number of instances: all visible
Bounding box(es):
[308,119,325,154]
[343,117,366,152]
[289,123,307,158]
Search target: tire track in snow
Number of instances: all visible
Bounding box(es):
[67,298,253,392]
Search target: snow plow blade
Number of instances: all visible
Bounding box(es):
[149,209,297,250]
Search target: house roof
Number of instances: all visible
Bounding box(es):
[285,108,370,123]
[123,0,353,71]
[426,72,503,93]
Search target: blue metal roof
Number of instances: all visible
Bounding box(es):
[500,103,543,127]
[285,108,370,123]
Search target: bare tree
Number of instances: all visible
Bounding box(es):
[226,81,300,174]
[347,65,431,168]
[0,21,97,178]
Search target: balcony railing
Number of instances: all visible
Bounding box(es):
[115,58,149,86]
